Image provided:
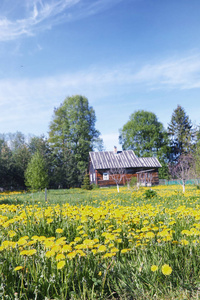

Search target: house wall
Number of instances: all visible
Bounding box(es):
[91,168,159,187]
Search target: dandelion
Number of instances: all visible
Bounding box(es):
[56,228,63,234]
[151,265,158,272]
[14,266,23,271]
[56,253,65,261]
[97,245,107,253]
[57,260,65,270]
[161,264,172,275]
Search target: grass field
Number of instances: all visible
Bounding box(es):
[1,185,200,299]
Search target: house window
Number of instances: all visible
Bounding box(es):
[93,173,95,181]
[103,173,109,180]
[90,174,92,182]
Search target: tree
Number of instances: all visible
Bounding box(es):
[169,153,194,193]
[168,105,196,162]
[81,173,92,190]
[119,110,170,178]
[49,95,101,186]
[109,167,126,193]
[25,151,49,190]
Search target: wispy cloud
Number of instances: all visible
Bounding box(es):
[0,53,200,135]
[0,0,122,41]
[134,55,200,89]
[1,53,200,107]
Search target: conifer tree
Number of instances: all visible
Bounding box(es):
[168,105,195,162]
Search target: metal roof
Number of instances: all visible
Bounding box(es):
[89,150,162,170]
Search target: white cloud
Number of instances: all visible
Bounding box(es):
[133,55,200,89]
[0,53,200,138]
[0,0,122,41]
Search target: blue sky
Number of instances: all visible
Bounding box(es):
[1,0,200,151]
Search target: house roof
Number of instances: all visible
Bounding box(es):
[89,150,162,170]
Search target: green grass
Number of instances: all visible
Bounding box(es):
[0,186,200,299]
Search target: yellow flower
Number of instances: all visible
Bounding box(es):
[45,250,55,258]
[151,265,158,272]
[97,245,107,253]
[56,228,63,234]
[26,249,37,256]
[67,251,76,260]
[57,260,65,270]
[62,245,72,253]
[161,264,172,275]
[56,253,65,261]
[14,266,23,271]
[121,249,131,254]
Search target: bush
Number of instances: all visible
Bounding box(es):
[144,189,157,199]
[81,174,92,190]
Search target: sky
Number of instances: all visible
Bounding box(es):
[1,0,200,151]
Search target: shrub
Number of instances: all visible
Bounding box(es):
[81,174,92,190]
[144,189,157,199]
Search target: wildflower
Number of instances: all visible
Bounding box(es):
[121,248,131,254]
[57,260,65,270]
[26,249,37,256]
[56,228,63,234]
[62,245,72,253]
[45,250,55,258]
[151,265,158,272]
[56,253,65,261]
[161,264,172,275]
[67,251,76,260]
[97,245,107,253]
[14,266,23,271]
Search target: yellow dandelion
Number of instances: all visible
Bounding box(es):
[56,228,63,234]
[56,253,65,261]
[14,266,23,271]
[45,250,55,258]
[121,248,131,254]
[97,245,107,253]
[62,245,72,253]
[67,251,76,260]
[57,260,65,270]
[161,264,172,275]
[26,249,37,256]
[151,265,158,272]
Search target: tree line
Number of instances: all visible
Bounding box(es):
[119,105,200,186]
[0,95,199,190]
[0,95,103,190]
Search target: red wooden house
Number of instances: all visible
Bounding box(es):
[89,147,162,187]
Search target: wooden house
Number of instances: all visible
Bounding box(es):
[89,147,162,187]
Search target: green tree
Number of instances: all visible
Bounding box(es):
[119,110,169,157]
[81,173,92,190]
[168,105,196,162]
[25,151,49,190]
[119,110,170,179]
[49,95,101,186]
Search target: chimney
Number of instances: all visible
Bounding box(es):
[114,146,117,154]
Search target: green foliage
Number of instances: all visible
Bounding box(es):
[49,95,102,187]
[144,189,157,199]
[25,151,49,190]
[81,173,92,190]
[119,110,169,158]
[168,105,196,162]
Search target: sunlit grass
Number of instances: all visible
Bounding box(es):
[1,185,200,299]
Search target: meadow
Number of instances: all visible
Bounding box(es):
[1,185,200,299]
